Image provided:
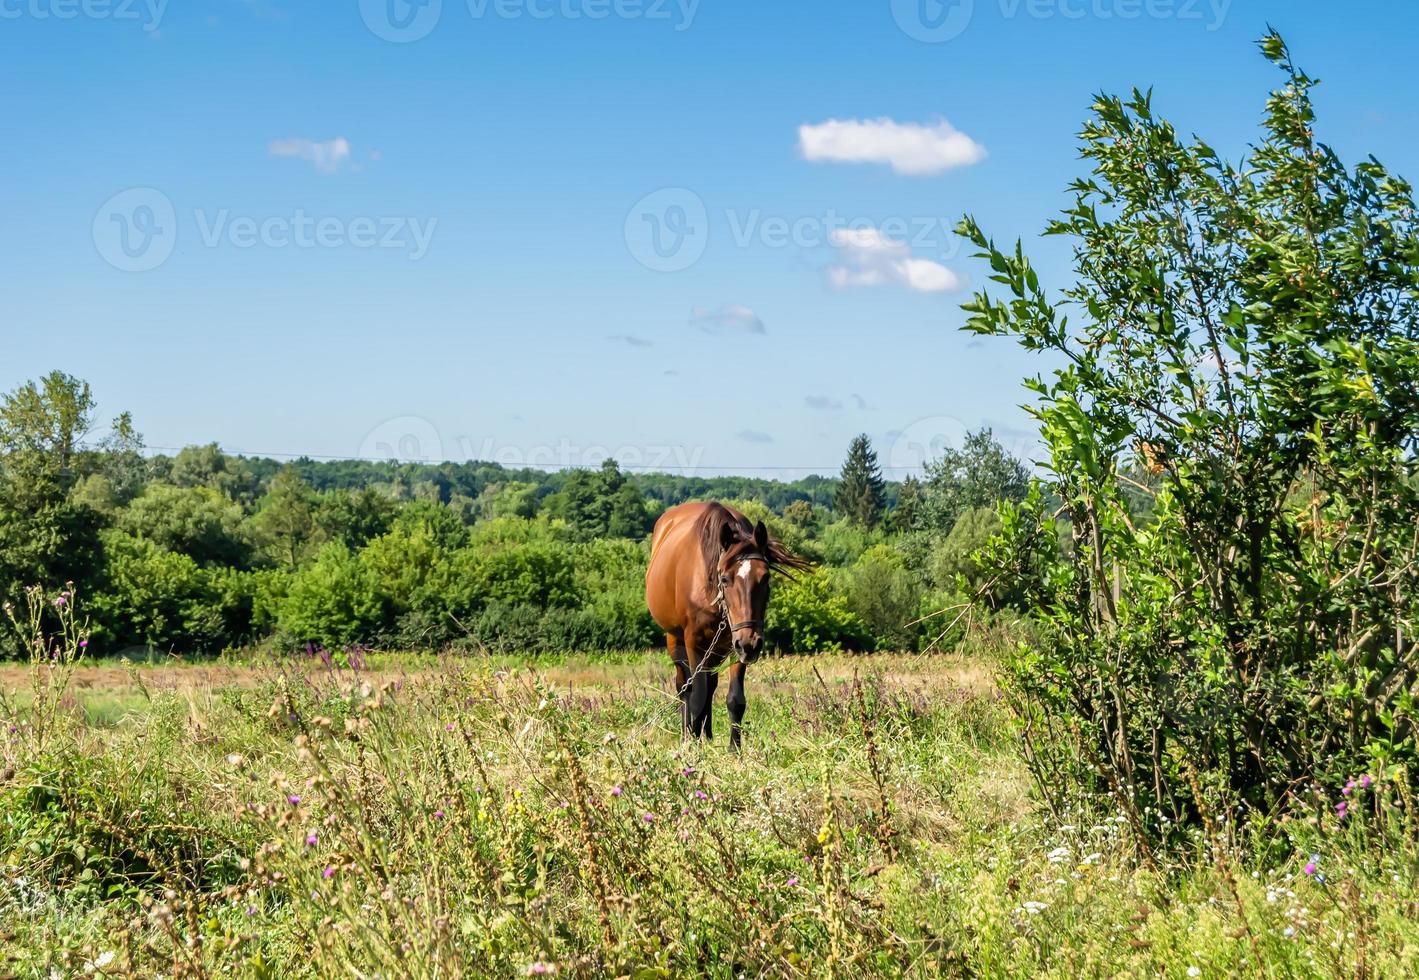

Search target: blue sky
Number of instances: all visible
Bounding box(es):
[2,0,1416,478]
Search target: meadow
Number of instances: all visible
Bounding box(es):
[3,643,1415,978]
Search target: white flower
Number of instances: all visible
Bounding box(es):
[1020,901,1049,915]
[1046,846,1070,864]
[1187,969,1201,978]
[95,952,115,968]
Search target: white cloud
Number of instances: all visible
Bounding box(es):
[797,118,985,176]
[826,227,964,294]
[689,304,766,335]
[267,137,353,173]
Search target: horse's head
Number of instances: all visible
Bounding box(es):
[716,519,772,664]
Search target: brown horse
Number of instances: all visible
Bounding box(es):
[645,501,811,749]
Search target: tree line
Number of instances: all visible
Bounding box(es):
[0,372,1032,658]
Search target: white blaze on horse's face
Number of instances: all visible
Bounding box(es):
[737,560,754,581]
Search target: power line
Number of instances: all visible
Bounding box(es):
[100,444,902,475]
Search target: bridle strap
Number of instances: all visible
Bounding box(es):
[716,553,769,635]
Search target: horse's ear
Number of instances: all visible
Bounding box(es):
[753,520,769,552]
[720,520,739,550]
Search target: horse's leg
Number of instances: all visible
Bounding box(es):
[727,661,748,752]
[702,672,719,741]
[686,634,714,740]
[668,632,691,737]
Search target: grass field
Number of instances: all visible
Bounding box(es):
[1,649,1416,978]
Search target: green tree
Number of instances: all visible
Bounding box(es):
[316,487,398,550]
[119,485,251,567]
[834,434,885,529]
[543,459,651,540]
[918,430,1029,535]
[892,475,923,532]
[961,34,1419,837]
[251,467,319,569]
[0,372,105,614]
[167,443,258,503]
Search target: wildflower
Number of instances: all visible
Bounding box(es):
[1335,802,1347,818]
[681,766,695,777]
[433,810,445,820]
[1283,926,1295,938]
[694,790,708,801]
[1360,775,1372,789]
[94,952,115,969]
[1020,901,1048,915]
[610,785,623,798]
[785,876,799,887]
[445,723,456,732]
[525,963,557,976]
[287,795,301,806]
[1342,780,1355,796]
[1187,968,1201,978]
[305,833,318,846]
[246,905,257,916]
[643,813,655,823]
[322,866,335,879]
[1303,861,1317,876]
[53,596,66,608]
[79,639,88,649]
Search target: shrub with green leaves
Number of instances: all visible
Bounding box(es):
[962,34,1419,840]
[767,569,872,653]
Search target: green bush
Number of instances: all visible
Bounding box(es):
[88,531,249,654]
[766,570,872,653]
[275,543,385,648]
[962,35,1419,839]
[841,545,925,651]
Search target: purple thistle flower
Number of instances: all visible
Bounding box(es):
[610,785,623,798]
[445,723,456,732]
[79,639,88,649]
[681,766,695,777]
[1336,801,1348,817]
[1360,775,1373,789]
[322,866,335,879]
[305,833,318,846]
[1303,861,1317,876]
[287,795,301,806]
[786,876,799,887]
[643,812,654,823]
[1343,780,1355,796]
[433,810,445,820]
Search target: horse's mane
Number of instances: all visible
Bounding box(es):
[695,502,814,583]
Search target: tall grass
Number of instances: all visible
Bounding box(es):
[1,634,1416,977]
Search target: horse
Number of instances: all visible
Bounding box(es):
[645,501,812,749]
